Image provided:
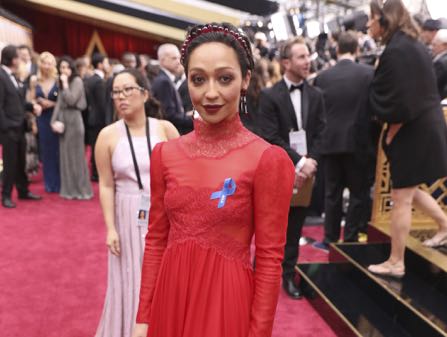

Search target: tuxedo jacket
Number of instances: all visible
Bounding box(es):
[434,52,447,100]
[257,79,326,165]
[84,73,107,128]
[152,70,193,135]
[314,59,374,155]
[0,67,31,132]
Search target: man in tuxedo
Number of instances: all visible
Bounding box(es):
[258,37,325,299]
[152,44,193,135]
[0,45,42,208]
[313,31,374,248]
[432,29,447,100]
[84,53,110,181]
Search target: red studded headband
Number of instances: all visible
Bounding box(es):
[180,24,251,65]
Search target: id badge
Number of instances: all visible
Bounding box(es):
[289,129,307,155]
[137,193,150,228]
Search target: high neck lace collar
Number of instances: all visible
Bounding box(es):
[194,114,243,140]
[179,114,257,158]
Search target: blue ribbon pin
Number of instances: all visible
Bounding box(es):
[210,178,237,208]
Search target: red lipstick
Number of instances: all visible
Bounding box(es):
[203,104,223,115]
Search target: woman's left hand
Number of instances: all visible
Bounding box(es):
[386,123,402,145]
[38,98,53,109]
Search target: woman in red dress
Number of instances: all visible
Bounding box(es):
[132,22,295,337]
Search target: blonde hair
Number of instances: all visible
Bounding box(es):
[37,51,58,81]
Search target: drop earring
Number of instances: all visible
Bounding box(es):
[192,107,199,119]
[239,90,247,114]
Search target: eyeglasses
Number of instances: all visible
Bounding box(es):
[111,86,144,99]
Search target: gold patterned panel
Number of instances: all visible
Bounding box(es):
[371,107,447,229]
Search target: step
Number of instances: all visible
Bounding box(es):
[330,242,447,335]
[367,223,447,272]
[299,262,428,337]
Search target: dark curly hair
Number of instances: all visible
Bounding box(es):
[57,55,79,85]
[181,22,254,77]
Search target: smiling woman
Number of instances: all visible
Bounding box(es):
[187,41,250,124]
[132,23,295,337]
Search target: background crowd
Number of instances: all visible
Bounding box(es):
[2,15,445,216]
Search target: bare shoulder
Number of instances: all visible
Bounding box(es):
[97,122,120,148]
[156,119,180,140]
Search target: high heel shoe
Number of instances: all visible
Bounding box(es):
[423,231,447,248]
[367,261,405,278]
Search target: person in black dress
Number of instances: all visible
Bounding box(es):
[367,0,447,278]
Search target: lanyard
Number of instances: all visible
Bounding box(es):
[124,118,152,190]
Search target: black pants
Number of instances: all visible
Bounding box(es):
[1,128,29,198]
[309,157,325,216]
[282,206,307,280]
[86,126,102,179]
[323,154,369,244]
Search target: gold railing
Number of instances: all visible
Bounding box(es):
[371,107,447,228]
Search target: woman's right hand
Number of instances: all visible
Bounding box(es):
[386,123,402,145]
[132,323,149,337]
[106,229,120,256]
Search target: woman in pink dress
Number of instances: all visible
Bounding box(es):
[94,69,179,337]
[133,23,295,337]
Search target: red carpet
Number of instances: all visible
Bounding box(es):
[0,170,336,337]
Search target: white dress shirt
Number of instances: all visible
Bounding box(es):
[283,75,303,130]
[283,75,307,173]
[94,69,105,79]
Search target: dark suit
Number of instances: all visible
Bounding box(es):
[434,52,447,100]
[104,77,114,125]
[177,79,193,113]
[314,59,374,243]
[258,79,325,280]
[0,66,33,198]
[84,73,107,179]
[152,70,193,135]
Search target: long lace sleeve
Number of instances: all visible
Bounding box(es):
[136,142,170,323]
[249,145,294,337]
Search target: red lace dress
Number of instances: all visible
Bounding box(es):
[136,115,295,337]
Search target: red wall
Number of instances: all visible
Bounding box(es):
[4,3,161,59]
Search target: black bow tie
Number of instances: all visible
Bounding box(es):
[289,83,303,92]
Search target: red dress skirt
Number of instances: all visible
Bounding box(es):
[136,116,295,337]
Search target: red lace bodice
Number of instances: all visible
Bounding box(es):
[137,114,295,337]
